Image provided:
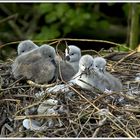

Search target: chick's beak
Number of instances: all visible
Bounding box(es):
[65,55,70,61]
[99,68,104,73]
[84,67,90,75]
[51,59,57,67]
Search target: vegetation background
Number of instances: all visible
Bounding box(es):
[0,3,139,60]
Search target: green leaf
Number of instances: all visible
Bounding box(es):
[122,3,130,17]
[35,26,60,40]
[45,12,57,23]
[38,3,54,14]
[55,4,69,18]
[63,26,71,35]
[99,20,110,29]
[83,13,91,20]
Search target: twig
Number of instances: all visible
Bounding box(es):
[0,85,30,91]
[27,80,57,88]
[0,14,18,24]
[14,101,41,116]
[92,117,107,137]
[82,49,101,56]
[8,20,23,39]
[12,94,35,98]
[9,77,24,87]
[0,99,20,104]
[14,114,60,120]
[77,109,95,137]
[0,38,126,49]
[113,50,137,68]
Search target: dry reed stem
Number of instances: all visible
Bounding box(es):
[14,114,60,120]
[113,51,137,68]
[0,38,130,50]
[27,80,57,88]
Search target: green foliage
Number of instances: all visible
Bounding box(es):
[123,3,140,17]
[0,3,39,42]
[122,3,131,18]
[36,26,60,40]
[0,3,136,43]
[0,3,140,59]
[33,3,112,40]
[114,44,131,52]
[98,20,110,29]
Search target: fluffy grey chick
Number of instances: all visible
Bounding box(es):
[55,58,76,82]
[65,45,81,73]
[93,57,122,92]
[17,40,39,55]
[72,54,95,90]
[12,44,56,84]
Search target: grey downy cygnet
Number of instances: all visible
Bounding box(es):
[65,45,81,73]
[12,44,57,84]
[72,54,96,90]
[55,58,76,82]
[93,57,122,92]
[17,40,39,55]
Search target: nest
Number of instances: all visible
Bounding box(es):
[1,47,140,138]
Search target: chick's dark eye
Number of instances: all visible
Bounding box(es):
[71,53,74,55]
[49,55,52,58]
